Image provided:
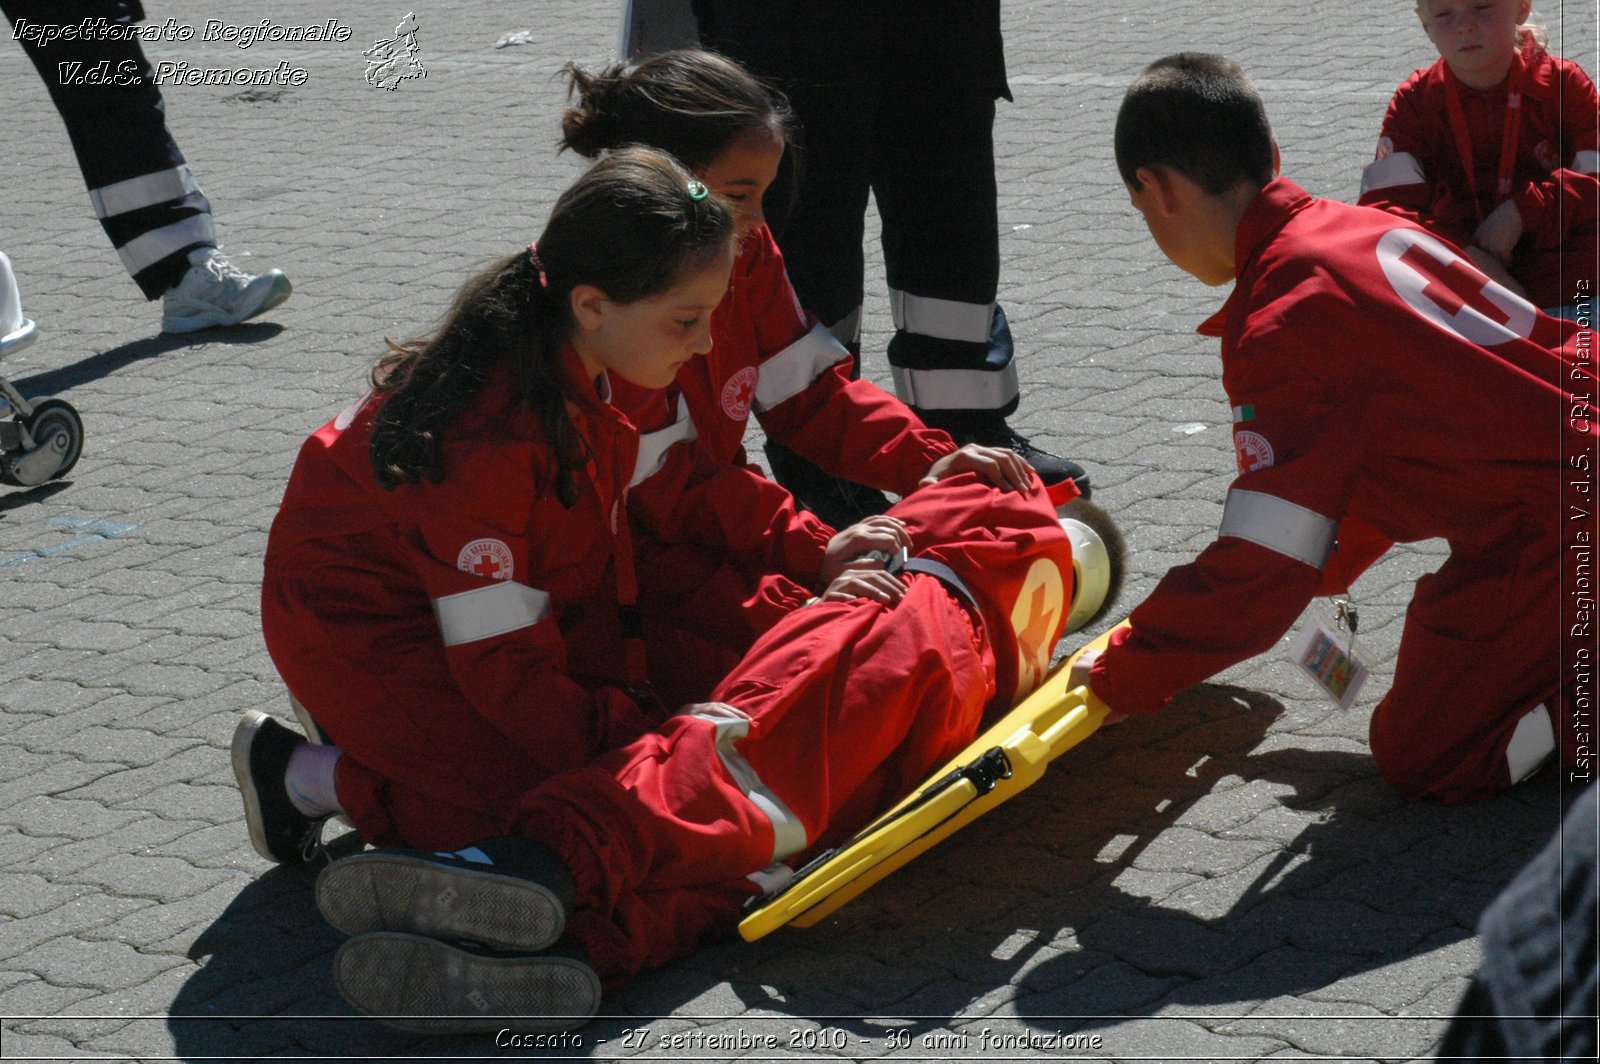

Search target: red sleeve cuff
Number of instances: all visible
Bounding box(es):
[1090,624,1173,717]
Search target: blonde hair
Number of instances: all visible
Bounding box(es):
[1413,2,1549,48]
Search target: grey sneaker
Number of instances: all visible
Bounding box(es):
[316,838,573,954]
[334,932,601,1034]
[161,248,291,333]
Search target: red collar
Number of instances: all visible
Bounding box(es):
[1196,177,1316,338]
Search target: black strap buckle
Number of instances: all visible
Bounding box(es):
[742,746,1012,912]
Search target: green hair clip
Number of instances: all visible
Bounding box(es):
[687,180,709,202]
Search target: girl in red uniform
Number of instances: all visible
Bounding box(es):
[238,145,1096,1032]
[559,50,1072,526]
[1358,0,1598,314]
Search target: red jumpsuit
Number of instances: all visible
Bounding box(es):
[263,343,1077,982]
[614,224,961,702]
[613,224,957,498]
[262,346,832,848]
[1090,178,1594,805]
[1358,35,1599,311]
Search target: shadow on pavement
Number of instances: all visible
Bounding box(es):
[0,481,73,512]
[166,831,726,1059]
[161,681,1559,1059]
[645,682,1557,1049]
[11,322,283,398]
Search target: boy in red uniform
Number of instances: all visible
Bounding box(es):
[1074,53,1594,806]
[1358,0,1598,315]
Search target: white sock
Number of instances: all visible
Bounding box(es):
[285,742,343,817]
[1506,703,1556,784]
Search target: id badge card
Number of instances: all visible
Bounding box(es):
[1288,600,1370,710]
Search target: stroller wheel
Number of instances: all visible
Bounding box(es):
[3,398,84,485]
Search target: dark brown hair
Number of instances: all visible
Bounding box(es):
[560,48,795,170]
[368,147,735,502]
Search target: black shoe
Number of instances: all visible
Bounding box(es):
[334,932,600,1034]
[231,710,327,865]
[998,430,1091,499]
[765,438,892,529]
[921,410,1091,498]
[316,838,574,954]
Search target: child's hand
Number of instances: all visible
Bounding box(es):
[1473,199,1524,261]
[818,515,911,586]
[1466,245,1528,297]
[919,443,1033,493]
[1068,649,1128,725]
[819,566,908,606]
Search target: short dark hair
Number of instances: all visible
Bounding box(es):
[1114,54,1275,195]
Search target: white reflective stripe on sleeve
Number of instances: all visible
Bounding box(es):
[888,288,995,344]
[1574,150,1600,175]
[826,306,862,348]
[684,702,808,862]
[890,361,1020,412]
[1218,489,1337,569]
[115,213,216,276]
[89,165,201,218]
[629,401,697,488]
[747,862,796,897]
[753,322,849,412]
[1506,703,1556,783]
[432,581,552,647]
[1360,152,1426,196]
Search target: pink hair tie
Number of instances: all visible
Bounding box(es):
[527,241,548,287]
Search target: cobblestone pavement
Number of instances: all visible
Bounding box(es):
[1,1,1594,1061]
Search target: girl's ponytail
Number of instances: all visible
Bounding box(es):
[368,251,558,491]
[559,62,630,161]
[559,50,794,171]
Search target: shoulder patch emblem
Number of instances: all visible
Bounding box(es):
[1533,138,1560,174]
[722,366,758,421]
[457,538,514,581]
[1376,228,1536,346]
[1235,429,1275,474]
[1373,136,1393,162]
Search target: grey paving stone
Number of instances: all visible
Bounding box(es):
[1225,995,1447,1060]
[1,0,1589,1058]
[9,935,186,993]
[0,1027,96,1059]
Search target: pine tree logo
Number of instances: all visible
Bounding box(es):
[364,13,426,91]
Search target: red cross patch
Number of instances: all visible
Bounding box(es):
[1234,429,1275,474]
[722,366,758,421]
[456,538,514,581]
[1377,228,1535,346]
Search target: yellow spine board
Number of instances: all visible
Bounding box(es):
[738,621,1126,942]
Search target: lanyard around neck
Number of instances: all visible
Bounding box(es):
[1443,33,1536,222]
[568,396,652,694]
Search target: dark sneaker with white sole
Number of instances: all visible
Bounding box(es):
[231,710,327,865]
[334,932,601,1034]
[316,838,574,954]
[924,413,1092,499]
